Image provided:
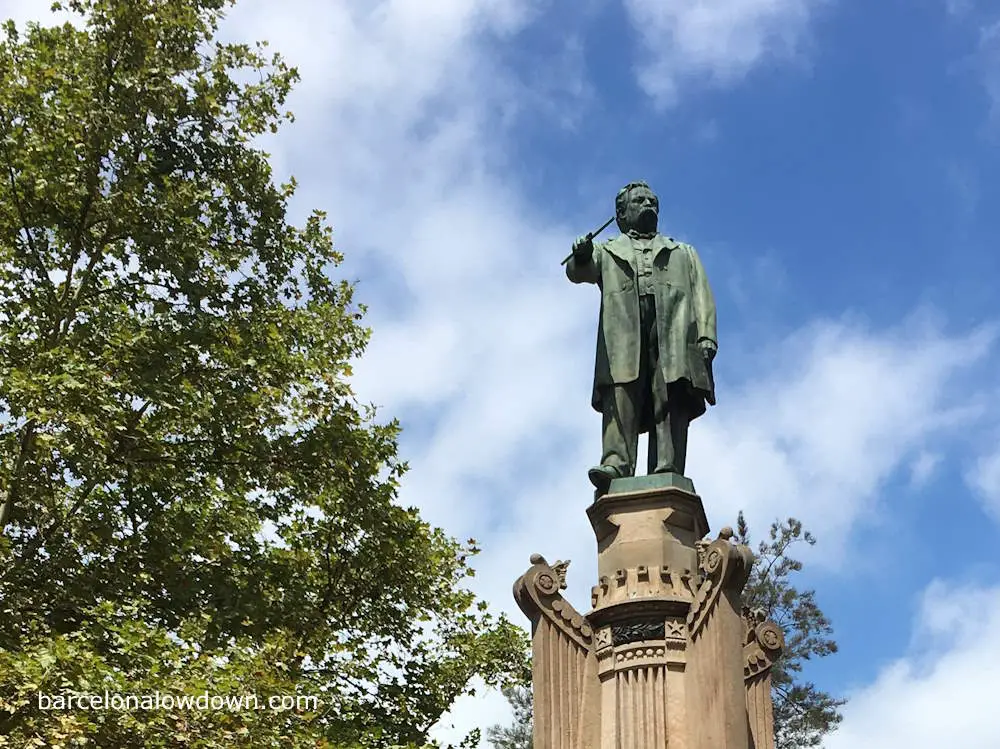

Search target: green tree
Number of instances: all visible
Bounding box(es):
[736,513,844,749]
[488,516,842,749]
[0,1,526,746]
[485,685,533,749]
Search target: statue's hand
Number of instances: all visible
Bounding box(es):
[572,235,593,260]
[699,340,717,363]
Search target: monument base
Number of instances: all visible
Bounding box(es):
[586,472,708,629]
[513,477,784,749]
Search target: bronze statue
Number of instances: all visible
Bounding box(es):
[565,181,717,493]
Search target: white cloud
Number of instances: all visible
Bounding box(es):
[977,20,1000,118]
[945,0,975,16]
[689,318,996,565]
[966,441,1000,522]
[621,0,828,106]
[909,450,941,488]
[941,0,1000,119]
[945,160,980,220]
[825,579,1000,749]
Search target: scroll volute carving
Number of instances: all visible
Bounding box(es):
[513,554,594,649]
[743,607,785,679]
[686,528,754,638]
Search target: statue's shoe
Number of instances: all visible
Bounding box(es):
[651,465,679,475]
[588,465,620,494]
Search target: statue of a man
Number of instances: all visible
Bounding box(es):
[566,181,717,492]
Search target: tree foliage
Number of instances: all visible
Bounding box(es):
[0,1,526,746]
[488,516,843,749]
[736,514,844,749]
[485,685,533,749]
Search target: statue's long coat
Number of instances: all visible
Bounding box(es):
[566,233,717,428]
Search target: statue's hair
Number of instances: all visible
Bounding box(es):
[615,180,656,232]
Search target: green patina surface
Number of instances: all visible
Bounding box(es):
[608,472,696,495]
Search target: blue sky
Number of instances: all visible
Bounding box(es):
[6,0,1000,745]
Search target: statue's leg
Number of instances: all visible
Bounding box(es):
[599,382,640,478]
[666,398,691,474]
[647,423,666,474]
[644,297,677,474]
[648,375,676,474]
[647,374,669,474]
[636,295,658,475]
[652,383,692,475]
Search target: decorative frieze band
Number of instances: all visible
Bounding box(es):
[612,617,666,645]
[590,564,702,609]
[614,643,668,669]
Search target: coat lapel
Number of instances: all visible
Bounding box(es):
[604,233,680,271]
[603,235,634,268]
[652,234,680,261]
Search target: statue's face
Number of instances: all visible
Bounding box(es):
[623,186,658,233]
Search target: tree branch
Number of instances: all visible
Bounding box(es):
[0,400,153,582]
[0,419,38,530]
[0,120,55,307]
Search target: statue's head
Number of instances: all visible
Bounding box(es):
[615,181,658,235]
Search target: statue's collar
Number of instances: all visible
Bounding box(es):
[604,233,678,264]
[605,233,680,263]
[627,229,657,239]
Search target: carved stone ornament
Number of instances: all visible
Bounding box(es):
[614,643,667,670]
[611,617,666,645]
[686,531,754,639]
[742,606,785,679]
[595,626,613,651]
[664,618,686,641]
[513,553,594,649]
[552,559,571,589]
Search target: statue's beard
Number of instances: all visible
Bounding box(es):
[632,208,657,234]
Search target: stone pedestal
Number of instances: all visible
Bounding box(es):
[514,474,785,749]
